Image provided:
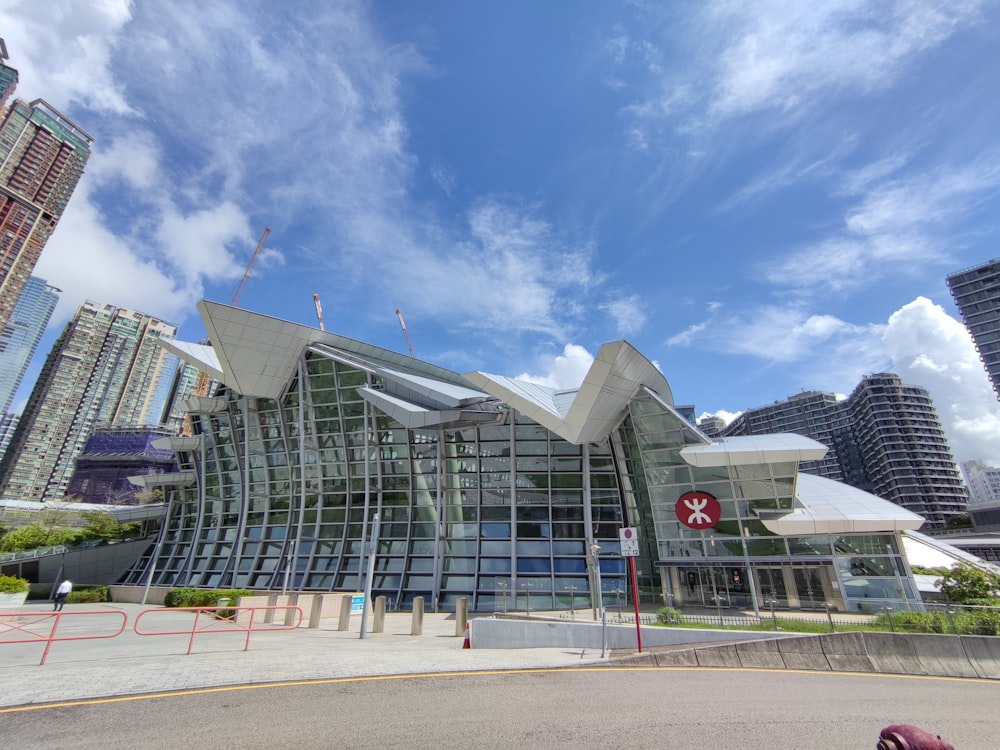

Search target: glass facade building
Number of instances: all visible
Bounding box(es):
[0,275,59,413]
[948,259,1000,400]
[0,300,178,501]
[0,54,92,336]
[124,302,926,613]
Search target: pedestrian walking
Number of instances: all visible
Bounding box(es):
[53,579,72,611]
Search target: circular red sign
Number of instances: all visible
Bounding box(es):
[675,491,721,530]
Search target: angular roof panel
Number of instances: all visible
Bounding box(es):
[762,472,925,535]
[464,340,672,445]
[681,434,829,467]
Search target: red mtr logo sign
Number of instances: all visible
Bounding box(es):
[675,491,722,530]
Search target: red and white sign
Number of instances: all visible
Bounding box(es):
[675,491,721,530]
[619,527,639,557]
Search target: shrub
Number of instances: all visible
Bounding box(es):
[954,608,1000,636]
[0,574,30,593]
[657,606,684,625]
[0,524,83,552]
[163,587,200,607]
[67,586,109,604]
[874,610,945,634]
[164,587,253,609]
[937,563,1000,605]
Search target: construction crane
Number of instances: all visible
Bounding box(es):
[181,227,269,436]
[231,227,271,305]
[313,293,326,331]
[395,308,415,357]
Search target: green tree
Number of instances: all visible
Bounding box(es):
[0,523,82,553]
[937,563,1000,604]
[79,511,141,542]
[133,488,164,505]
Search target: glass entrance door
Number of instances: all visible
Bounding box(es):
[793,567,826,610]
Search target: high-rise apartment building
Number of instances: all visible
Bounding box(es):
[159,353,220,434]
[961,460,1000,508]
[0,301,177,501]
[0,44,92,334]
[947,259,1000,400]
[723,374,968,527]
[0,411,17,461]
[0,275,59,413]
[718,390,845,480]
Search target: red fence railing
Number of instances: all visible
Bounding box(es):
[0,609,128,665]
[1,605,303,664]
[133,605,303,654]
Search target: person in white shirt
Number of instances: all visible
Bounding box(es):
[54,579,72,611]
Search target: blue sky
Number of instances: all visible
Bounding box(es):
[3,0,1000,463]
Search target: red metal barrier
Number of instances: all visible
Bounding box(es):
[0,609,128,665]
[133,605,303,654]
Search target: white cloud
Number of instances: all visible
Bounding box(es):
[0,0,134,113]
[669,303,886,368]
[34,187,190,326]
[764,156,1000,294]
[679,296,1000,464]
[600,294,646,337]
[620,1,986,149]
[667,321,708,347]
[516,344,595,390]
[708,0,986,120]
[88,131,161,190]
[882,297,1000,464]
[2,2,615,355]
[156,203,254,286]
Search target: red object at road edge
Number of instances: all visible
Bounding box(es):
[877,724,954,750]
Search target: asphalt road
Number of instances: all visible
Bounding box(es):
[3,667,997,749]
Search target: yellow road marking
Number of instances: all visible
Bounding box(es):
[2,666,997,714]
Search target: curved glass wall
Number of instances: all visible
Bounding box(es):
[124,350,634,611]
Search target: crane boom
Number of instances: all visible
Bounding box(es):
[313,293,326,330]
[231,227,271,305]
[395,308,415,357]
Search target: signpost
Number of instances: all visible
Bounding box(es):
[619,527,643,653]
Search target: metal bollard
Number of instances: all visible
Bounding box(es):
[411,596,424,636]
[308,594,325,629]
[455,597,468,637]
[337,594,353,631]
[263,593,278,624]
[373,595,386,633]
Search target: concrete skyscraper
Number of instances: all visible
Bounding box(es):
[0,274,59,413]
[947,259,1000,400]
[721,374,968,527]
[0,301,177,502]
[0,43,92,334]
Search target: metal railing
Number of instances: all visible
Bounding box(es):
[0,604,304,664]
[0,608,128,665]
[133,605,303,655]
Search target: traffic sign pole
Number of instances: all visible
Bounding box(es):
[630,556,642,653]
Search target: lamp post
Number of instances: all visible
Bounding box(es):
[565,584,578,620]
[592,544,607,657]
[741,525,761,619]
[708,536,723,627]
[520,581,533,615]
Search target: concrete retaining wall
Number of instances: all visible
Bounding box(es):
[469,618,1000,679]
[468,616,798,650]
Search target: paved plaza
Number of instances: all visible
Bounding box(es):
[0,601,608,708]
